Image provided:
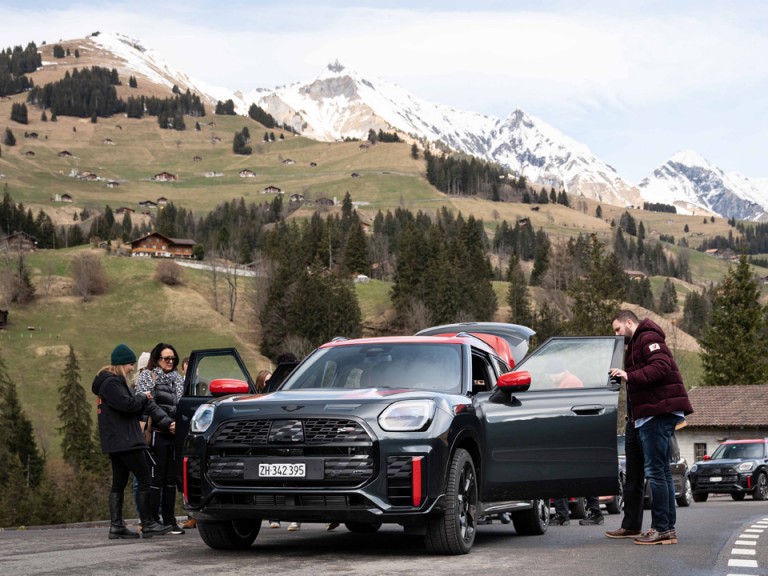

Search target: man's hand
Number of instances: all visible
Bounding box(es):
[609,368,627,381]
[169,421,176,434]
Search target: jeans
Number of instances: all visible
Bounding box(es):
[638,414,680,533]
[622,421,645,531]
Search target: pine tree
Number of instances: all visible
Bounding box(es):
[595,205,603,219]
[0,351,45,487]
[3,127,16,145]
[658,278,678,313]
[700,253,768,385]
[57,346,97,473]
[506,255,533,326]
[342,219,370,276]
[566,235,626,335]
[411,143,419,159]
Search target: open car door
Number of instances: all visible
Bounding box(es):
[174,348,255,485]
[479,336,623,501]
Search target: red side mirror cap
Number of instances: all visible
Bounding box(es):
[209,378,249,397]
[703,454,711,461]
[497,371,531,393]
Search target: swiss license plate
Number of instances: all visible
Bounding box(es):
[259,463,306,478]
[708,476,722,483]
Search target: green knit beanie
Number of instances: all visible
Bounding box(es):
[111,343,137,366]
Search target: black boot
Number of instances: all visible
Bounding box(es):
[137,490,172,538]
[109,492,139,539]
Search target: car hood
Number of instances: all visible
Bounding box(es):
[214,388,465,406]
[695,458,756,468]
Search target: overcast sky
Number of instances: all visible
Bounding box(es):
[1,0,766,183]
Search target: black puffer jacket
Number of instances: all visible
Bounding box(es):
[91,370,149,454]
[136,368,181,436]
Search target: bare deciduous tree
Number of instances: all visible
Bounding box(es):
[71,252,107,302]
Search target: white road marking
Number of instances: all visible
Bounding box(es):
[734,540,757,546]
[738,533,759,539]
[728,559,759,568]
[731,548,756,556]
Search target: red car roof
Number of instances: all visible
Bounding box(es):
[319,334,501,358]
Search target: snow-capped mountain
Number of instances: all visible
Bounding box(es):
[639,150,768,221]
[51,34,767,216]
[244,61,641,206]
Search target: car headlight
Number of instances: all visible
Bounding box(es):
[190,404,215,433]
[737,461,755,472]
[690,464,697,473]
[378,400,435,432]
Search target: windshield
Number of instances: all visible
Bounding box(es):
[711,442,766,460]
[282,342,464,393]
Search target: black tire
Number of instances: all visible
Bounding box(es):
[344,521,382,533]
[752,472,768,501]
[197,518,261,550]
[569,497,587,520]
[677,477,693,507]
[692,491,709,503]
[606,475,624,514]
[731,492,746,501]
[424,448,477,555]
[511,499,549,536]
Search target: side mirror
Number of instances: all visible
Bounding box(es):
[209,378,250,397]
[702,454,711,461]
[497,371,531,393]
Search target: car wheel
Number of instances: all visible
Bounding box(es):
[752,472,768,501]
[569,497,587,520]
[692,492,709,503]
[197,518,260,550]
[606,476,624,514]
[677,477,693,507]
[731,492,746,501]
[425,448,477,555]
[344,521,382,533]
[511,498,549,536]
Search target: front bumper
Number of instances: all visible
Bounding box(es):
[691,473,755,494]
[182,415,452,524]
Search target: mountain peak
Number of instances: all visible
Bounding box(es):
[326,60,346,74]
[669,149,713,169]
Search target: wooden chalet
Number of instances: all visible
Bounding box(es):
[239,169,256,178]
[152,172,177,182]
[58,150,73,158]
[130,232,195,259]
[1,231,38,252]
[262,185,282,194]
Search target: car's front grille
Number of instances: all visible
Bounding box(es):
[185,456,202,506]
[206,417,375,488]
[699,467,737,476]
[212,418,369,446]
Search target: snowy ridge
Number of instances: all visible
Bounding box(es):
[638,150,768,221]
[246,62,640,206]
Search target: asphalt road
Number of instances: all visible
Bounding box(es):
[1,496,767,576]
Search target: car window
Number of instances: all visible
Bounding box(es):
[513,337,617,391]
[282,342,463,393]
[189,354,251,396]
[712,442,766,460]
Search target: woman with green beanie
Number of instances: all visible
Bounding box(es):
[92,343,173,539]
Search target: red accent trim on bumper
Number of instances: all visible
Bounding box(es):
[412,456,423,507]
[183,456,189,504]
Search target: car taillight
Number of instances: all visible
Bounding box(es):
[412,456,423,507]
[183,456,189,504]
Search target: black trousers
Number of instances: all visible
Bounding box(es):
[110,449,150,494]
[621,421,645,531]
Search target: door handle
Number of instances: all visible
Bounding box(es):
[572,405,605,416]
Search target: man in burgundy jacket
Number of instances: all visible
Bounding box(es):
[609,310,693,545]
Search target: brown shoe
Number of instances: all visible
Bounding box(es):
[634,529,677,545]
[605,527,642,539]
[182,518,197,529]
